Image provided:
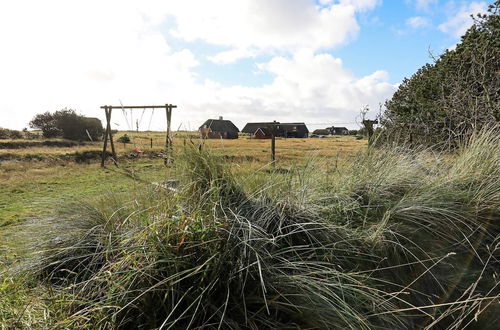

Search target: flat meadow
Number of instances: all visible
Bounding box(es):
[0,132,365,225]
[1,130,498,329]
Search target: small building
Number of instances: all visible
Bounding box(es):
[329,127,349,135]
[254,127,272,139]
[199,117,239,139]
[312,129,330,136]
[279,123,309,138]
[242,122,275,135]
[242,122,309,138]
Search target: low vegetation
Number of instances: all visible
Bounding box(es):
[0,128,39,140]
[29,109,104,141]
[1,129,497,328]
[0,128,23,140]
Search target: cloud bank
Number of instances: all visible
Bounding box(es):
[0,0,395,130]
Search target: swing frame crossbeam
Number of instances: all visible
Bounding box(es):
[100,104,177,167]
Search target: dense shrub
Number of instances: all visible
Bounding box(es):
[29,109,104,141]
[0,128,23,139]
[117,134,131,143]
[382,2,499,148]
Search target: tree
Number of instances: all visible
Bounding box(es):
[29,111,61,138]
[30,109,104,141]
[383,1,499,148]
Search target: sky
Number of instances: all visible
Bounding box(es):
[0,0,491,131]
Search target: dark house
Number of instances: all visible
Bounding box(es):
[199,117,239,139]
[242,122,309,138]
[254,127,272,139]
[328,126,349,135]
[242,122,275,134]
[312,129,330,136]
[279,123,309,138]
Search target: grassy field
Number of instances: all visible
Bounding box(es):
[0,131,363,159]
[1,131,498,329]
[0,132,367,328]
[0,132,364,226]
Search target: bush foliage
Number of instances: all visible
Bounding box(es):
[0,128,23,139]
[29,109,104,141]
[382,2,499,147]
[117,134,131,144]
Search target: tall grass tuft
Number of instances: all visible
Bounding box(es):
[10,129,499,329]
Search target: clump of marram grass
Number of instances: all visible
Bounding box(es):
[10,129,499,329]
[314,128,499,328]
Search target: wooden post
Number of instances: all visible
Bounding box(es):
[165,104,173,165]
[271,132,276,165]
[101,107,118,167]
[363,119,378,147]
[108,108,117,166]
[101,106,109,167]
[270,120,277,166]
[99,104,177,167]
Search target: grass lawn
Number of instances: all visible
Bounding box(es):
[0,133,365,226]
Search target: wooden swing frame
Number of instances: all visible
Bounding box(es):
[100,104,177,167]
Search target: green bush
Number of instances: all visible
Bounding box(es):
[29,109,104,141]
[117,134,131,144]
[382,3,499,147]
[0,128,23,139]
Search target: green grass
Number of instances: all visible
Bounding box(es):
[1,130,498,329]
[0,160,170,227]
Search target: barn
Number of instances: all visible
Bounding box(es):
[199,117,239,139]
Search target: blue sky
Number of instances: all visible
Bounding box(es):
[0,0,492,130]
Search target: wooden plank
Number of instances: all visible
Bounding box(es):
[271,132,276,165]
[108,108,118,166]
[101,107,110,167]
[165,104,173,166]
[269,120,277,166]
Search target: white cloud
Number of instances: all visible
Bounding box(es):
[0,1,392,131]
[167,0,379,63]
[0,0,197,129]
[338,0,380,11]
[413,0,438,12]
[198,50,397,128]
[208,49,257,65]
[438,1,487,38]
[406,16,431,29]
